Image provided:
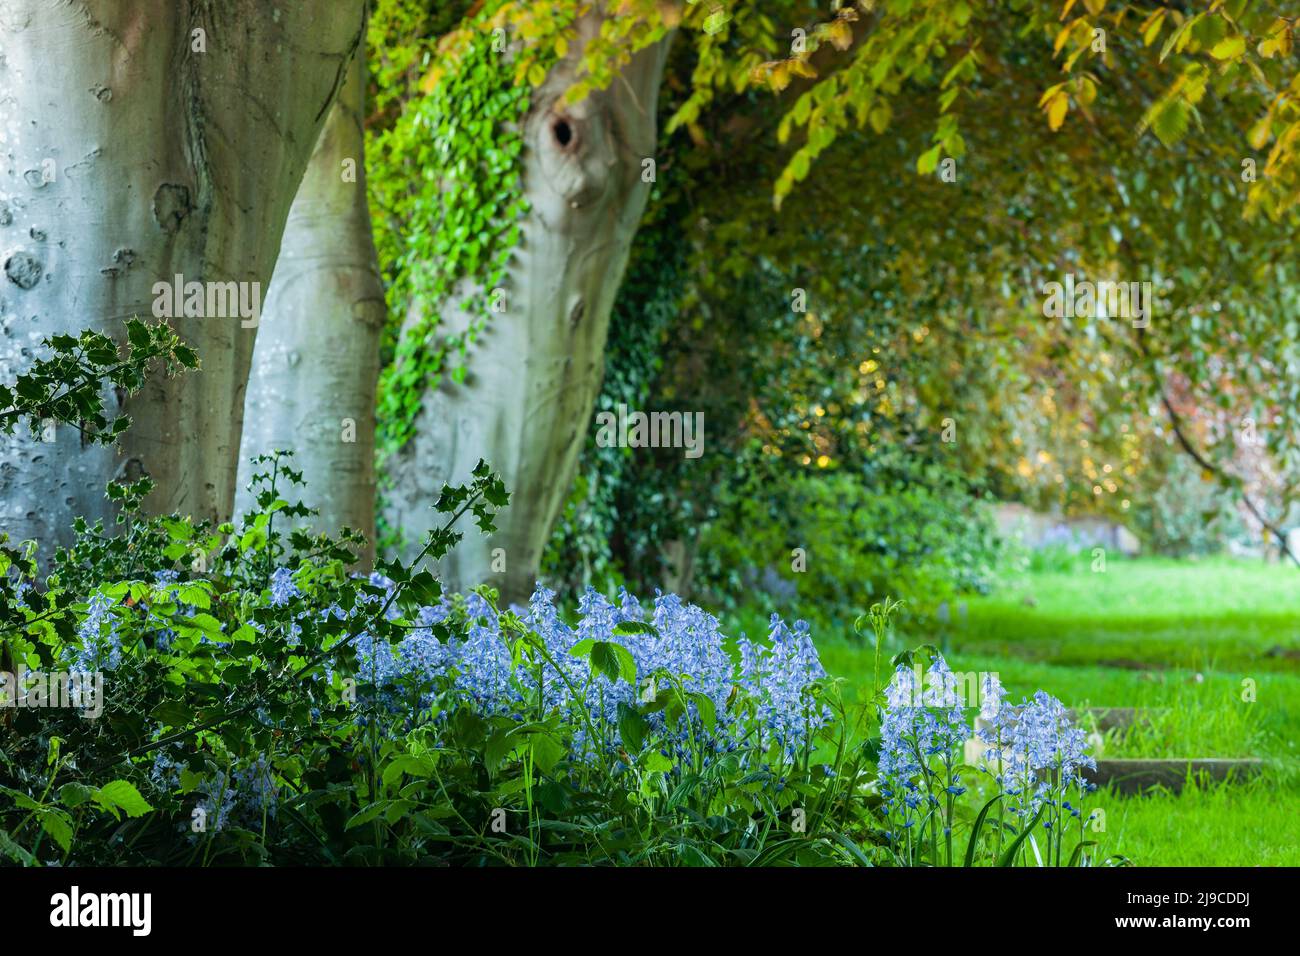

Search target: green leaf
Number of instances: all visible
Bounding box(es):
[126,319,152,352]
[1068,840,1098,867]
[0,828,36,865]
[484,728,518,772]
[176,583,211,609]
[644,751,673,774]
[916,144,942,176]
[528,732,565,774]
[382,754,437,788]
[41,812,73,853]
[586,640,638,685]
[1210,35,1246,60]
[964,793,1002,866]
[617,701,651,753]
[690,692,718,731]
[187,613,224,636]
[57,783,96,809]
[345,800,390,830]
[996,805,1046,867]
[94,780,153,819]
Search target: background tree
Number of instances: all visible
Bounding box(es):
[237,42,387,566]
[371,1,678,603]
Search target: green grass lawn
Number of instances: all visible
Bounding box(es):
[734,554,1300,865]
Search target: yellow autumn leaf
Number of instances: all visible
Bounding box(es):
[1046,91,1069,131]
[769,61,791,92]
[1076,76,1097,106]
[1142,11,1165,47]
[788,58,818,79]
[1248,116,1272,150]
[420,66,445,93]
[868,101,892,134]
[829,19,853,51]
[1054,24,1073,55]
[1210,35,1246,60]
[658,1,682,29]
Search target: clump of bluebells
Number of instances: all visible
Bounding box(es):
[876,652,1106,867]
[877,656,972,863]
[345,580,831,771]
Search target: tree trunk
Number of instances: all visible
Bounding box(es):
[235,47,384,565]
[381,19,671,605]
[0,0,364,553]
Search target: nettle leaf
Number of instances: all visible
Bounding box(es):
[176,582,212,609]
[644,751,674,775]
[583,640,637,685]
[186,613,224,636]
[381,754,438,788]
[528,732,565,774]
[57,783,96,808]
[41,812,74,854]
[617,701,650,753]
[484,728,519,773]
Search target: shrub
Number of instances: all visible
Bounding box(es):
[696,448,1005,628]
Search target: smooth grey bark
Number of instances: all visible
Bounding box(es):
[382,18,672,604]
[235,50,384,565]
[0,0,364,552]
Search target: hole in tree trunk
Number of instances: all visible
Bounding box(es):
[552,117,573,148]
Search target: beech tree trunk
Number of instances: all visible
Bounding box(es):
[381,19,671,605]
[235,48,384,565]
[0,0,364,552]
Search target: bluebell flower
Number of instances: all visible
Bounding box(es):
[69,592,121,671]
[269,566,301,607]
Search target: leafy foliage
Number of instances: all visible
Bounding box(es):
[696,448,1003,627]
[370,0,545,462]
[0,318,196,446]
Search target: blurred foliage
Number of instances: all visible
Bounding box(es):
[695,446,1004,628]
[1130,448,1248,558]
